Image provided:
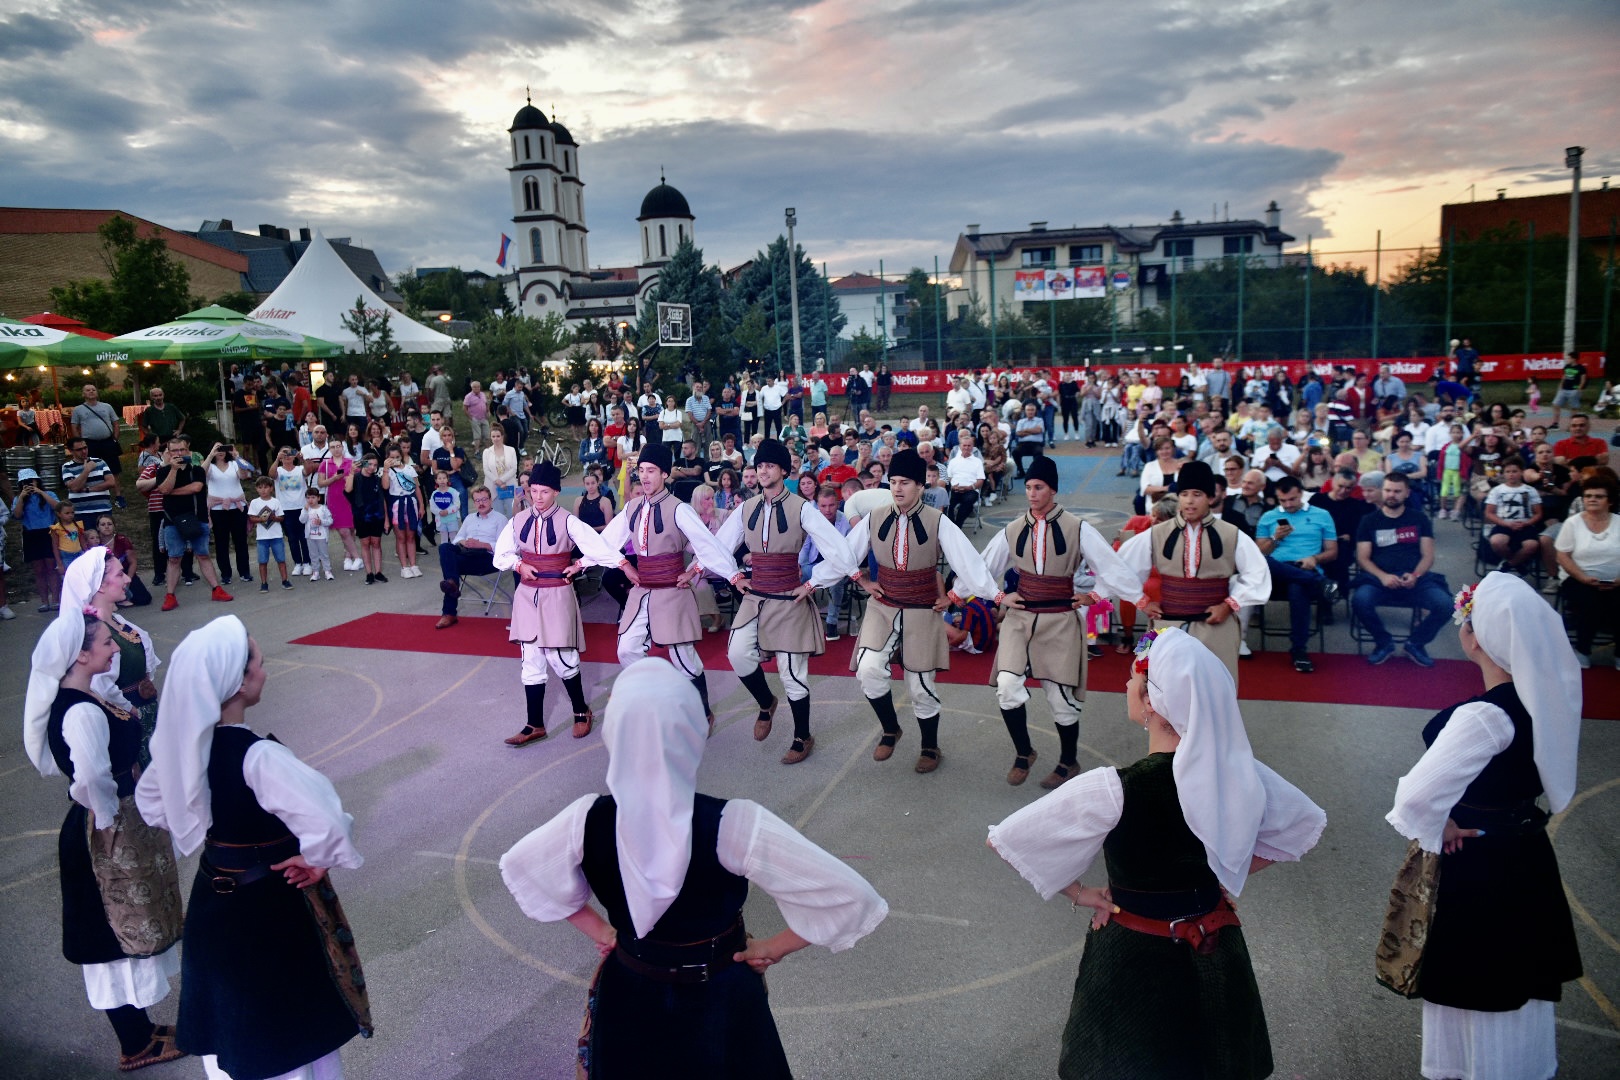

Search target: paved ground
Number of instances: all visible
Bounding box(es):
[3,439,1617,1079]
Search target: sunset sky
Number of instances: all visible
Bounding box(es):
[2,0,1616,283]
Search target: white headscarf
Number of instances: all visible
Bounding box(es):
[1144,627,1267,897]
[1468,572,1582,813]
[135,615,250,856]
[601,657,709,939]
[59,549,110,616]
[22,611,94,776]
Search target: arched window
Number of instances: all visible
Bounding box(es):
[537,137,546,160]
[564,150,571,172]
[678,224,685,244]
[523,176,540,212]
[553,179,561,214]
[659,224,667,257]
[523,135,531,160]
[643,226,649,259]
[530,228,542,264]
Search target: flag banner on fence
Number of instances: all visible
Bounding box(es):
[1046,268,1074,300]
[1014,270,1046,301]
[496,233,512,268]
[1074,266,1107,298]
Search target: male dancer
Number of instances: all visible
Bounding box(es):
[598,441,741,724]
[980,455,1139,788]
[713,439,855,765]
[493,463,627,747]
[813,448,999,774]
[1117,460,1270,685]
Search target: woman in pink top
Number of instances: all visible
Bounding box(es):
[316,453,362,571]
[463,383,490,453]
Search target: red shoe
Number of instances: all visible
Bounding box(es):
[161,594,178,612]
[211,586,233,602]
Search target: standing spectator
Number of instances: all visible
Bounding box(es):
[685,380,713,446]
[430,426,470,517]
[11,467,61,610]
[397,368,421,412]
[845,366,866,415]
[873,363,893,411]
[314,440,361,572]
[657,395,686,445]
[1255,476,1338,673]
[1555,469,1620,666]
[1203,356,1231,409]
[272,447,311,575]
[714,384,741,448]
[61,436,116,521]
[339,373,370,432]
[463,380,490,453]
[1550,353,1586,429]
[15,394,42,445]
[69,384,126,506]
[382,445,423,578]
[247,476,293,592]
[426,364,452,417]
[1452,337,1479,381]
[758,376,786,440]
[226,374,266,472]
[138,387,186,444]
[204,443,254,586]
[482,423,519,516]
[503,378,531,446]
[636,381,662,427]
[153,437,231,607]
[346,454,388,584]
[738,377,760,441]
[1352,473,1451,667]
[1057,372,1080,441]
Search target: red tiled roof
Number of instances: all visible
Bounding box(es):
[0,207,248,272]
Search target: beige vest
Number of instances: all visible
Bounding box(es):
[732,491,824,656]
[852,502,950,673]
[993,508,1087,690]
[507,506,586,648]
[615,489,702,646]
[1147,515,1243,684]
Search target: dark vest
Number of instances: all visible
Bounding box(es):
[1103,754,1222,920]
[207,726,296,846]
[1422,682,1541,810]
[48,688,138,799]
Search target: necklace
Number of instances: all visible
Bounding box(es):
[1585,512,1612,540]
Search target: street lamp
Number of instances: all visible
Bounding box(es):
[1563,146,1584,360]
[785,207,803,378]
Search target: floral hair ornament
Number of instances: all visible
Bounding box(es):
[1132,628,1162,675]
[1452,582,1478,627]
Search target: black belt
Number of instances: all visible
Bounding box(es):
[1110,884,1225,922]
[202,834,299,894]
[1160,611,1211,623]
[1019,598,1077,611]
[613,919,747,984]
[1452,801,1548,837]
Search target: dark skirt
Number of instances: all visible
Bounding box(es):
[1059,921,1272,1080]
[177,868,361,1080]
[1419,825,1582,1011]
[59,803,126,965]
[588,953,790,1079]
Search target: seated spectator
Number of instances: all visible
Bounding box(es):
[670,439,705,502]
[1223,469,1269,537]
[1310,468,1375,605]
[434,486,509,629]
[1255,476,1338,673]
[1013,402,1046,478]
[1552,413,1609,468]
[1138,436,1186,513]
[944,596,998,655]
[1383,430,1427,483]
[1351,472,1451,667]
[1483,459,1543,572]
[1554,469,1620,667]
[943,432,986,526]
[1346,429,1382,475]
[981,431,1008,504]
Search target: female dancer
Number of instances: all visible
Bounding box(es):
[136,615,372,1080]
[988,628,1325,1078]
[1386,572,1582,1080]
[60,552,163,764]
[501,658,887,1078]
[24,611,184,1071]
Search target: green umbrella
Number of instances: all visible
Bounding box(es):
[108,305,345,360]
[0,315,167,370]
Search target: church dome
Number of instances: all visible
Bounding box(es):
[509,103,549,131]
[549,120,577,146]
[638,182,692,220]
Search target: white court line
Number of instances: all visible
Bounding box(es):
[417,849,499,867]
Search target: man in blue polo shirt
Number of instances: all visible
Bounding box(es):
[1255,474,1338,673]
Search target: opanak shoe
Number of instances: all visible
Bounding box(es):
[754,697,778,741]
[504,725,547,746]
[1367,643,1395,665]
[1007,748,1037,786]
[1040,763,1076,790]
[1404,643,1436,668]
[914,748,942,774]
[781,736,815,765]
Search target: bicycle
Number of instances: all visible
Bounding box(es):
[534,427,574,476]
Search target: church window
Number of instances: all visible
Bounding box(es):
[537,137,546,160]
[530,228,543,263]
[564,150,571,172]
[523,176,540,212]
[659,224,667,257]
[643,227,649,257]
[678,224,686,244]
[554,179,561,213]
[523,135,531,159]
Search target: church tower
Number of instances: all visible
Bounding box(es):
[508,94,580,316]
[636,173,695,302]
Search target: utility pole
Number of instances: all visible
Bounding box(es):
[785,208,804,377]
[1563,147,1584,359]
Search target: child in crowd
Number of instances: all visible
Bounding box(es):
[11,468,61,611]
[922,464,950,510]
[1438,423,1468,520]
[346,454,387,584]
[428,469,462,543]
[301,490,334,580]
[15,397,41,445]
[94,514,149,607]
[1526,378,1542,413]
[248,475,293,592]
[383,446,423,578]
[50,502,87,573]
[943,596,998,655]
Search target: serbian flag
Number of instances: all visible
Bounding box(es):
[496,233,512,267]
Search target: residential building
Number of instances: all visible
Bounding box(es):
[831,272,910,345]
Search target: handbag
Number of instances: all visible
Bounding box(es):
[168,512,206,541]
[1374,839,1440,997]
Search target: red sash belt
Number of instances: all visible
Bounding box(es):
[1159,576,1230,620]
[520,551,573,588]
[1110,898,1241,956]
[749,552,801,594]
[1017,571,1075,610]
[876,565,939,608]
[637,551,686,589]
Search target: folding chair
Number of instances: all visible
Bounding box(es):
[460,570,514,615]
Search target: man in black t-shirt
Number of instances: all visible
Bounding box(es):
[1350,472,1449,667]
[315,378,344,426]
[1552,353,1587,428]
[670,440,705,501]
[233,375,268,471]
[1310,468,1375,598]
[154,438,229,606]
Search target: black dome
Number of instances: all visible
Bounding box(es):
[509,104,549,131]
[638,182,692,220]
[549,120,577,146]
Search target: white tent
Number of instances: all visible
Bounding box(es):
[249,232,455,354]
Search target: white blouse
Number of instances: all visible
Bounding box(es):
[501,794,888,953]
[987,760,1326,901]
[62,702,121,828]
[1386,701,1514,854]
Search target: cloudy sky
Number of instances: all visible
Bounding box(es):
[2,0,1616,284]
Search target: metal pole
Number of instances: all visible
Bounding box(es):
[1444,225,1455,351]
[1523,221,1535,354]
[1371,230,1381,359]
[1563,147,1584,358]
[785,209,803,378]
[1049,259,1057,362]
[878,258,887,366]
[1303,236,1312,362]
[934,255,943,368]
[1236,252,1246,360]
[989,260,998,364]
[1170,262,1177,352]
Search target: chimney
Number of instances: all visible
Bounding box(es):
[965,223,980,237]
[1030,221,1047,232]
[299,227,312,242]
[1264,201,1281,230]
[258,223,278,237]
[1169,209,1184,226]
[219,218,233,231]
[277,227,291,241]
[1496,189,1506,200]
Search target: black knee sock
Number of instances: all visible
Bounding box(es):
[523,683,546,731]
[788,696,812,740]
[1001,705,1033,757]
[867,691,901,735]
[917,715,941,751]
[737,667,775,710]
[105,1005,154,1057]
[691,673,712,716]
[1057,720,1080,766]
[562,674,589,715]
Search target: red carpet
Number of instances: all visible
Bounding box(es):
[291,612,1620,718]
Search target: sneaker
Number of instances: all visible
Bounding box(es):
[1238,641,1253,658]
[0,605,14,621]
[291,564,304,576]
[1291,649,1315,673]
[161,594,178,612]
[115,496,127,509]
[211,586,233,602]
[183,576,198,586]
[260,582,270,593]
[282,580,294,590]
[364,574,376,585]
[374,572,388,583]
[1367,643,1396,665]
[1404,643,1436,668]
[824,625,841,642]
[1574,650,1591,669]
[325,570,335,581]
[219,575,233,586]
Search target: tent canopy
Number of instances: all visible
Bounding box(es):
[250,233,455,354]
[110,305,344,360]
[0,316,166,370]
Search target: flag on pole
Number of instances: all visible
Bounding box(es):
[496,233,512,268]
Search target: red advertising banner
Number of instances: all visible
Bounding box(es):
[813,353,1604,396]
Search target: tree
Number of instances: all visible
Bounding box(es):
[394,267,509,322]
[49,214,200,333]
[633,236,734,387]
[728,236,845,375]
[209,290,262,315]
[731,302,776,363]
[848,329,884,366]
[340,296,400,367]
